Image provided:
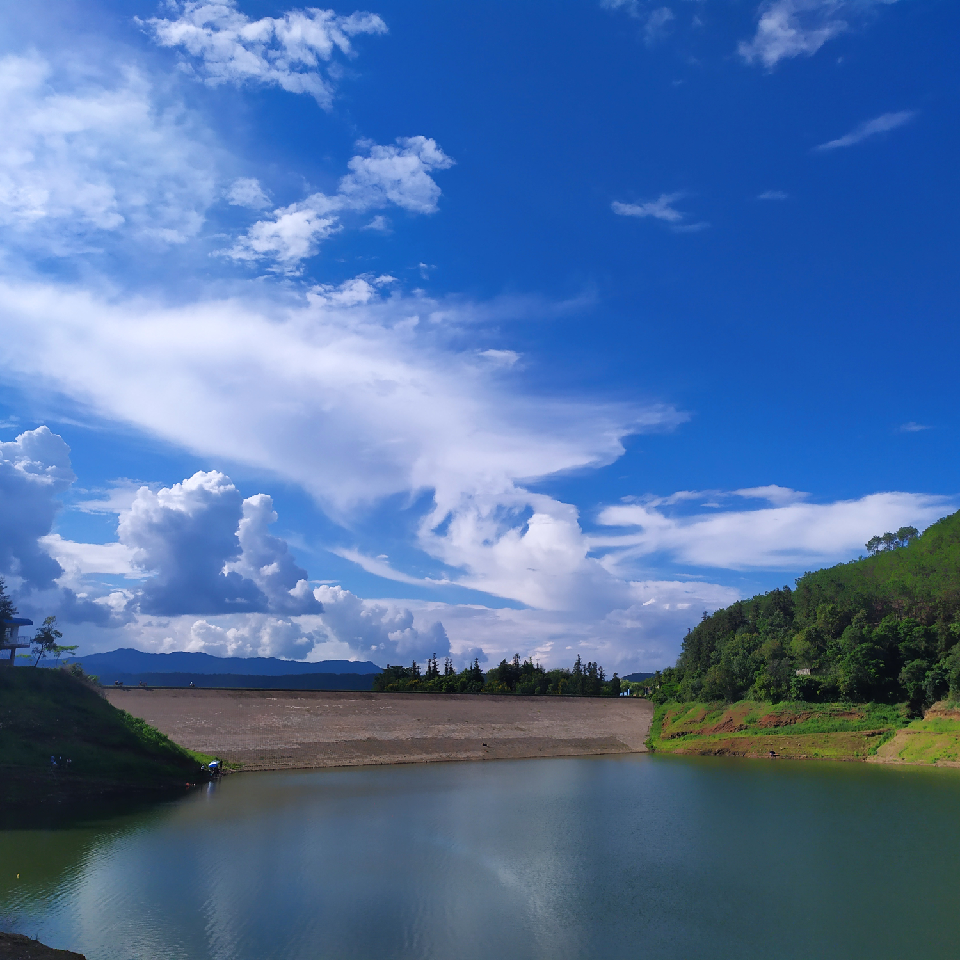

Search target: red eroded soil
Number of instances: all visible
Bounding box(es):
[756,711,812,728]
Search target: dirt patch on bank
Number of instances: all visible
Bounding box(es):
[105,689,653,770]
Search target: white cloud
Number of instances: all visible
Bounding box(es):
[758,190,789,200]
[0,277,686,651]
[228,493,323,614]
[0,426,75,592]
[150,614,317,659]
[0,427,131,626]
[645,7,675,46]
[0,52,218,253]
[118,471,268,616]
[600,0,642,15]
[332,548,450,587]
[814,110,914,151]
[225,195,342,268]
[593,491,954,572]
[81,588,454,665]
[739,0,899,69]
[40,534,137,580]
[142,1,388,110]
[0,279,669,523]
[72,480,147,515]
[314,585,451,664]
[227,177,271,209]
[400,580,740,673]
[339,136,454,213]
[362,214,391,232]
[225,137,453,269]
[613,194,708,233]
[612,193,685,223]
[898,421,931,433]
[479,349,520,367]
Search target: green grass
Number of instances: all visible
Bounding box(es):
[647,700,909,760]
[0,667,210,802]
[873,704,960,764]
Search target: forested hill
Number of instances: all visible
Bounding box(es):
[654,510,960,710]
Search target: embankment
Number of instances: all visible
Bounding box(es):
[105,688,654,770]
[647,700,960,765]
[647,701,907,760]
[0,668,210,806]
[871,701,960,766]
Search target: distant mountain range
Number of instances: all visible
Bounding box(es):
[94,672,378,691]
[39,648,383,689]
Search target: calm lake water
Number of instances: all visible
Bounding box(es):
[3,755,960,960]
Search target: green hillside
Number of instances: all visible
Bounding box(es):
[0,667,211,805]
[651,510,960,712]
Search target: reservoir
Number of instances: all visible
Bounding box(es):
[3,755,960,960]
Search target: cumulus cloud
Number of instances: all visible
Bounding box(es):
[0,427,131,626]
[98,587,454,665]
[814,110,914,151]
[0,427,75,591]
[402,580,740,674]
[0,52,217,253]
[183,615,316,659]
[739,0,898,69]
[142,0,387,110]
[225,137,454,269]
[228,494,323,614]
[315,585,451,664]
[592,490,954,572]
[119,471,268,616]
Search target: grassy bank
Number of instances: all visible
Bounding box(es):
[0,667,212,806]
[647,700,909,760]
[872,701,960,765]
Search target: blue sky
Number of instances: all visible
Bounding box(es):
[0,0,956,671]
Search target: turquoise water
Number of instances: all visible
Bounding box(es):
[3,755,960,959]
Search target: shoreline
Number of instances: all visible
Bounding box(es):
[646,699,960,767]
[0,932,85,960]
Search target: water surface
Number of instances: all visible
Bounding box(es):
[3,755,960,959]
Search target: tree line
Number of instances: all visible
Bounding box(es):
[372,653,623,697]
[648,512,960,713]
[0,578,73,666]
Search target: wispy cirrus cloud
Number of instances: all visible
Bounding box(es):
[612,193,708,233]
[141,0,387,109]
[592,489,954,573]
[814,110,914,151]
